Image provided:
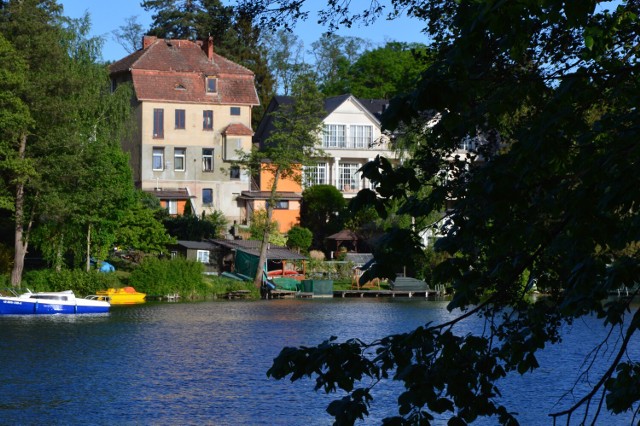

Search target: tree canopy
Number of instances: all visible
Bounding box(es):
[0,1,145,279]
[241,0,640,423]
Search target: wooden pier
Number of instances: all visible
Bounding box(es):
[264,289,448,299]
[334,289,447,299]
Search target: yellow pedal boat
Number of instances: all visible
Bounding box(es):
[96,287,146,304]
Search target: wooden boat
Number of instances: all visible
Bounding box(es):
[0,289,110,315]
[95,287,146,304]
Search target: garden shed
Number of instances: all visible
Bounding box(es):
[210,239,307,287]
[170,240,220,274]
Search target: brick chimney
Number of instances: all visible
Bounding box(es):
[143,36,157,49]
[202,36,214,60]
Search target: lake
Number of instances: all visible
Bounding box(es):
[0,298,637,425]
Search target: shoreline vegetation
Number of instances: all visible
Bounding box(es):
[0,256,380,301]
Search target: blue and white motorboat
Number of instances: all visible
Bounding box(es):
[0,289,110,315]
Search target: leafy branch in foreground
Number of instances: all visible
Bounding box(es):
[251,0,640,424]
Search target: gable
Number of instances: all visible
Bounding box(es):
[324,97,381,127]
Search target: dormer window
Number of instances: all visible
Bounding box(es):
[174,83,186,91]
[206,77,217,93]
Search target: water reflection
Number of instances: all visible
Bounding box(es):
[0,299,636,425]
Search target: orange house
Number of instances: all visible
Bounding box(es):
[237,164,302,233]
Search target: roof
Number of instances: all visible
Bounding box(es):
[344,253,374,266]
[109,37,259,106]
[223,123,254,136]
[210,239,307,260]
[237,191,302,201]
[326,229,359,241]
[174,240,218,250]
[144,189,194,200]
[254,94,388,146]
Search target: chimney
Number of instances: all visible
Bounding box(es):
[143,35,157,49]
[202,35,214,60]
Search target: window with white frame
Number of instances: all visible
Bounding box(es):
[206,77,217,93]
[196,250,210,263]
[338,163,360,192]
[323,124,346,148]
[152,147,164,171]
[304,162,327,187]
[166,200,177,215]
[459,136,476,151]
[349,125,373,148]
[202,148,213,172]
[174,148,186,171]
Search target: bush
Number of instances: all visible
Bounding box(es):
[22,269,121,296]
[129,256,207,299]
[206,276,260,299]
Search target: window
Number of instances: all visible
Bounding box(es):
[338,163,360,192]
[349,125,373,148]
[153,108,164,138]
[203,110,213,130]
[174,148,186,171]
[206,77,217,93]
[196,250,210,263]
[202,188,213,206]
[152,147,164,171]
[459,136,476,151]
[175,109,185,129]
[230,165,241,180]
[166,200,177,215]
[304,162,327,187]
[202,149,214,172]
[267,200,289,210]
[323,124,346,148]
[230,106,241,116]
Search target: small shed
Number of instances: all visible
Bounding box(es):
[170,240,219,274]
[210,239,307,286]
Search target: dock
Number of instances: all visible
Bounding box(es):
[334,289,447,299]
[265,289,448,299]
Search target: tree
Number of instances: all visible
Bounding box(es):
[112,15,144,53]
[113,191,176,254]
[163,211,225,241]
[142,0,230,40]
[242,0,640,423]
[242,73,325,289]
[285,226,312,254]
[310,33,369,96]
[262,29,309,95]
[346,41,431,98]
[299,184,346,250]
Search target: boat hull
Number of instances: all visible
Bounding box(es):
[96,287,146,305]
[0,291,110,315]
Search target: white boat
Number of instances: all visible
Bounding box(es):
[0,289,110,315]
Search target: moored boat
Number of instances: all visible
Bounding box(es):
[95,287,146,304]
[0,289,110,315]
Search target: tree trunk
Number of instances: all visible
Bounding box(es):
[86,223,91,272]
[253,169,281,290]
[54,233,63,272]
[10,134,30,287]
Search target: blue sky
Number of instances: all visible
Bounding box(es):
[59,0,429,62]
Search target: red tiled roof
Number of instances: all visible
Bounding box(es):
[109,38,259,106]
[223,123,254,136]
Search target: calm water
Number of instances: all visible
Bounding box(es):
[0,298,637,425]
